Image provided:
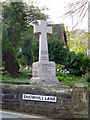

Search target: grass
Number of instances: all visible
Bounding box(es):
[2,74,89,87]
[1,68,90,87]
[1,69,31,84]
[56,72,90,87]
[1,75,30,84]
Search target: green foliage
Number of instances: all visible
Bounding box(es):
[0,23,2,43]
[2,73,30,84]
[85,73,90,82]
[48,40,68,64]
[2,2,27,49]
[2,40,20,77]
[22,39,69,65]
[31,39,39,63]
[2,68,90,87]
[20,68,32,78]
[19,26,39,65]
[65,52,90,76]
[26,4,48,24]
[56,64,65,73]
[2,2,48,50]
[57,75,72,84]
[56,72,90,87]
[2,68,31,84]
[20,55,28,66]
[69,30,88,54]
[2,1,48,71]
[2,22,8,43]
[19,27,33,65]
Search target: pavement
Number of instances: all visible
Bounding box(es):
[0,110,48,119]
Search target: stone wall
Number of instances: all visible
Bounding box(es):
[1,84,89,119]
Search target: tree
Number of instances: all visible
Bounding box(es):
[69,29,88,54]
[2,40,20,77]
[25,4,48,24]
[48,40,68,65]
[18,26,39,66]
[2,2,27,50]
[64,0,88,27]
[65,52,90,76]
[2,2,26,76]
[2,1,49,76]
[2,1,48,50]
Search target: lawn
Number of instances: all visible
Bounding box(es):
[1,68,90,87]
[1,69,31,84]
[1,75,30,84]
[57,73,90,87]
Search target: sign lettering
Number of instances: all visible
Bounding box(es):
[22,94,57,103]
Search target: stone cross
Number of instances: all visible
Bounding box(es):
[34,20,52,62]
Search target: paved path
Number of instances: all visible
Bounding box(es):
[0,110,47,119]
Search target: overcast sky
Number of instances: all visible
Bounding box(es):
[2,0,88,31]
[24,0,88,31]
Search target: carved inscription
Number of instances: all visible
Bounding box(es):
[42,64,54,76]
[41,51,48,54]
[34,20,52,62]
[41,50,49,61]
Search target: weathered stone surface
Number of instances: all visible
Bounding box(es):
[1,84,89,119]
[30,61,59,86]
[30,77,59,86]
[32,61,56,77]
[30,20,59,86]
[34,20,52,62]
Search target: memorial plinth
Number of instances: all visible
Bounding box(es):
[30,20,59,86]
[30,61,59,85]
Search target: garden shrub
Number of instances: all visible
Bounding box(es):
[48,40,68,65]
[2,40,20,77]
[57,76,64,82]
[85,72,90,82]
[65,52,90,76]
[57,75,72,84]
[20,68,32,78]
[21,39,69,66]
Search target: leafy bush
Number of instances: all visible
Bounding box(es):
[57,76,64,82]
[65,52,90,76]
[48,40,68,65]
[56,64,65,74]
[21,39,68,66]
[20,68,32,78]
[20,37,39,66]
[57,75,72,84]
[85,73,90,82]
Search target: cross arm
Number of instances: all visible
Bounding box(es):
[47,26,52,34]
[34,25,41,33]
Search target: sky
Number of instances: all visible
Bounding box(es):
[24,0,88,31]
[2,0,88,31]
